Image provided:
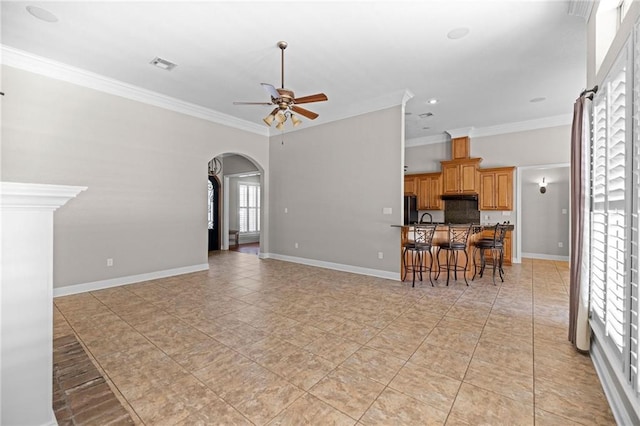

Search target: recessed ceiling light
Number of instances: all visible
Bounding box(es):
[427,99,438,105]
[418,112,433,118]
[26,5,58,23]
[150,57,177,71]
[447,27,470,40]
[423,127,431,130]
[530,97,546,103]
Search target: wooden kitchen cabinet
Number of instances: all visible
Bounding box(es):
[404,175,418,195]
[417,173,443,210]
[479,167,515,210]
[441,158,481,194]
[451,137,470,160]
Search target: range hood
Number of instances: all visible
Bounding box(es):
[441,194,478,201]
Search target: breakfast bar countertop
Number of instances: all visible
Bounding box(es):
[390,223,514,231]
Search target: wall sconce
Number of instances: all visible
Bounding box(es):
[539,177,547,194]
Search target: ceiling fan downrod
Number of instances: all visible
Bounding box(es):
[278,41,288,89]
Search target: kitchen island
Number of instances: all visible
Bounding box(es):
[392,223,513,283]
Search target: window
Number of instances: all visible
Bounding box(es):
[238,182,260,233]
[208,180,214,230]
[591,46,628,355]
[589,31,639,402]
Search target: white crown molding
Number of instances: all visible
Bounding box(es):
[272,89,415,136]
[405,134,449,148]
[470,114,573,138]
[1,45,269,137]
[446,127,474,139]
[405,114,573,148]
[567,0,594,21]
[1,181,87,211]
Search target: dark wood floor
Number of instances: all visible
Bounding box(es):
[229,242,259,255]
[53,334,133,425]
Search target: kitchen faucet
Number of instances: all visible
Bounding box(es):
[420,212,433,223]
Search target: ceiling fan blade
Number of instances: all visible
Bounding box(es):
[293,93,328,104]
[261,83,280,100]
[291,105,319,120]
[233,101,273,105]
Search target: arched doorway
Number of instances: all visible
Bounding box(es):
[208,153,263,255]
[208,174,221,251]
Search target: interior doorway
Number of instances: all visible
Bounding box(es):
[208,153,264,255]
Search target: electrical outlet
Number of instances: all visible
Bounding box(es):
[558,242,563,248]
[562,208,567,214]
[378,252,384,259]
[107,258,114,267]
[284,207,288,213]
[382,207,392,215]
[294,242,299,249]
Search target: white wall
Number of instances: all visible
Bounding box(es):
[1,65,269,291]
[268,107,403,277]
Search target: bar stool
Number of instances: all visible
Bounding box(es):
[473,221,509,285]
[402,224,437,287]
[435,224,472,286]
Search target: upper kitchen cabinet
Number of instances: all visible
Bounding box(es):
[451,137,470,160]
[479,167,515,210]
[417,173,443,210]
[404,175,418,195]
[441,158,482,195]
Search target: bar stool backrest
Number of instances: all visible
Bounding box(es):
[492,221,510,245]
[447,224,472,248]
[414,224,437,247]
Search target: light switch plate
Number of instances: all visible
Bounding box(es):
[382,207,392,215]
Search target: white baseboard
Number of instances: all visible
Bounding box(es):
[53,263,209,297]
[260,252,400,281]
[521,253,570,261]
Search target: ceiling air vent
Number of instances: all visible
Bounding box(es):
[150,57,177,71]
[419,112,433,118]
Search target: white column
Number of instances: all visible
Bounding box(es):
[1,182,86,426]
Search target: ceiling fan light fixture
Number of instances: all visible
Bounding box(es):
[263,114,275,126]
[291,114,302,127]
[275,121,285,131]
[275,111,287,124]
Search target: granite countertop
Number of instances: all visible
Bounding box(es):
[391,223,514,231]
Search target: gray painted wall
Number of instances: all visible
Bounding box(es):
[521,167,570,257]
[222,154,259,175]
[269,107,403,274]
[1,65,269,288]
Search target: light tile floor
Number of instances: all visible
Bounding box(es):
[54,252,615,425]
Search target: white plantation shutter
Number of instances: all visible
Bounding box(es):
[591,42,629,357]
[631,22,640,392]
[238,183,260,233]
[590,32,640,401]
[592,92,608,323]
[607,57,627,351]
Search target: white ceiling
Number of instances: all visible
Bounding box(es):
[1,1,588,140]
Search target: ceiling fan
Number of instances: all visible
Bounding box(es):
[234,41,328,130]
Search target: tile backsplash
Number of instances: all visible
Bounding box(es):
[444,199,480,224]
